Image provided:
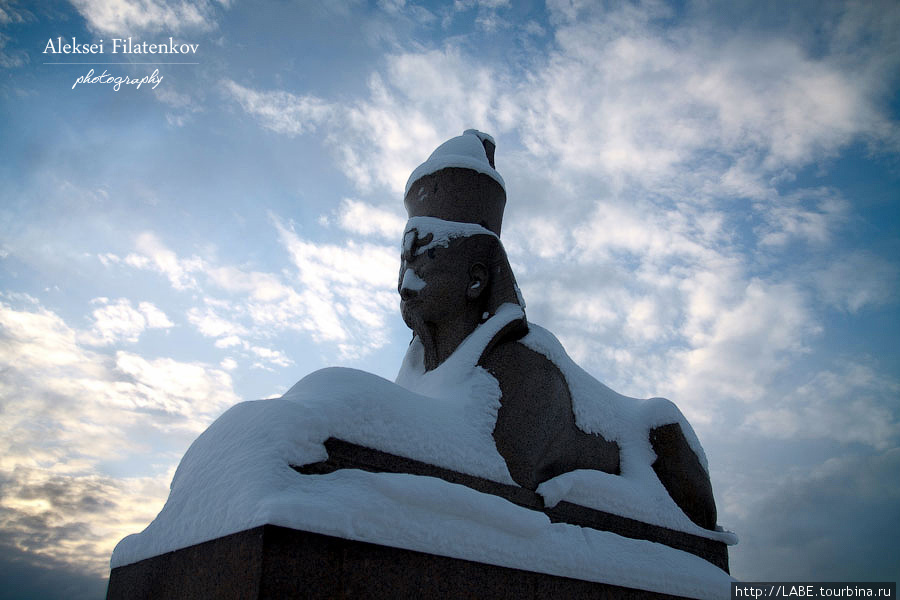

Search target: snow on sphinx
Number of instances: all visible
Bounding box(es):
[111,306,732,598]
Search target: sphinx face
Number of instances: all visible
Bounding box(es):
[398,231,471,332]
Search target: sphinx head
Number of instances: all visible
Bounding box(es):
[398,219,520,332]
[398,130,524,370]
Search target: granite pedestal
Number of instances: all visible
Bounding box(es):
[108,439,729,599]
[107,524,702,599]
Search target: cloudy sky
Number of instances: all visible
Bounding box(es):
[1,0,898,597]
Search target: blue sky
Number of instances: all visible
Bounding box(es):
[1,0,898,597]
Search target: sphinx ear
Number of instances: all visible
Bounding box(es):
[467,263,489,301]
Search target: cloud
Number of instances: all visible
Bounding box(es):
[340,47,506,192]
[224,47,507,195]
[186,304,246,339]
[69,0,225,35]
[221,80,333,137]
[813,251,899,313]
[756,189,848,247]
[727,449,900,581]
[103,221,402,359]
[249,345,293,368]
[0,297,238,575]
[114,232,203,291]
[0,0,35,71]
[743,362,900,450]
[271,215,398,354]
[214,335,242,349]
[0,1,34,26]
[205,265,291,302]
[452,0,512,32]
[515,5,895,199]
[0,31,28,69]
[0,466,170,577]
[669,280,820,407]
[335,198,406,240]
[80,298,172,346]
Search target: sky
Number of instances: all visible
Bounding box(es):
[0,0,898,597]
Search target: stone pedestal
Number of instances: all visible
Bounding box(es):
[107,524,696,599]
[108,440,729,599]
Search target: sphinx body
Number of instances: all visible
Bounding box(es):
[111,317,734,596]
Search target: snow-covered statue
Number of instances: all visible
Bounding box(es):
[397,130,716,529]
[110,130,734,599]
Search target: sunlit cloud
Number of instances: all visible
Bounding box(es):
[0,466,171,577]
[0,297,238,575]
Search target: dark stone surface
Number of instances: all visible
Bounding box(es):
[108,524,705,599]
[295,438,729,572]
[107,526,265,600]
[405,167,506,236]
[399,233,522,371]
[651,422,718,530]
[481,338,621,489]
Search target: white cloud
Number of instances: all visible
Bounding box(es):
[225,48,505,195]
[377,0,406,13]
[124,232,203,290]
[69,0,225,35]
[103,221,401,359]
[249,345,293,368]
[271,216,399,353]
[139,301,174,328]
[757,190,848,247]
[668,280,821,415]
[813,251,899,313]
[214,335,242,349]
[205,265,291,302]
[0,1,33,25]
[222,80,333,136]
[336,198,406,240]
[186,304,246,339]
[743,362,900,450]
[80,298,172,346]
[0,31,28,68]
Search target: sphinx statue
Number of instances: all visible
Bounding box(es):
[109,129,732,600]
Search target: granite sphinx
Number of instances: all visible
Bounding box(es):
[107,130,732,600]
